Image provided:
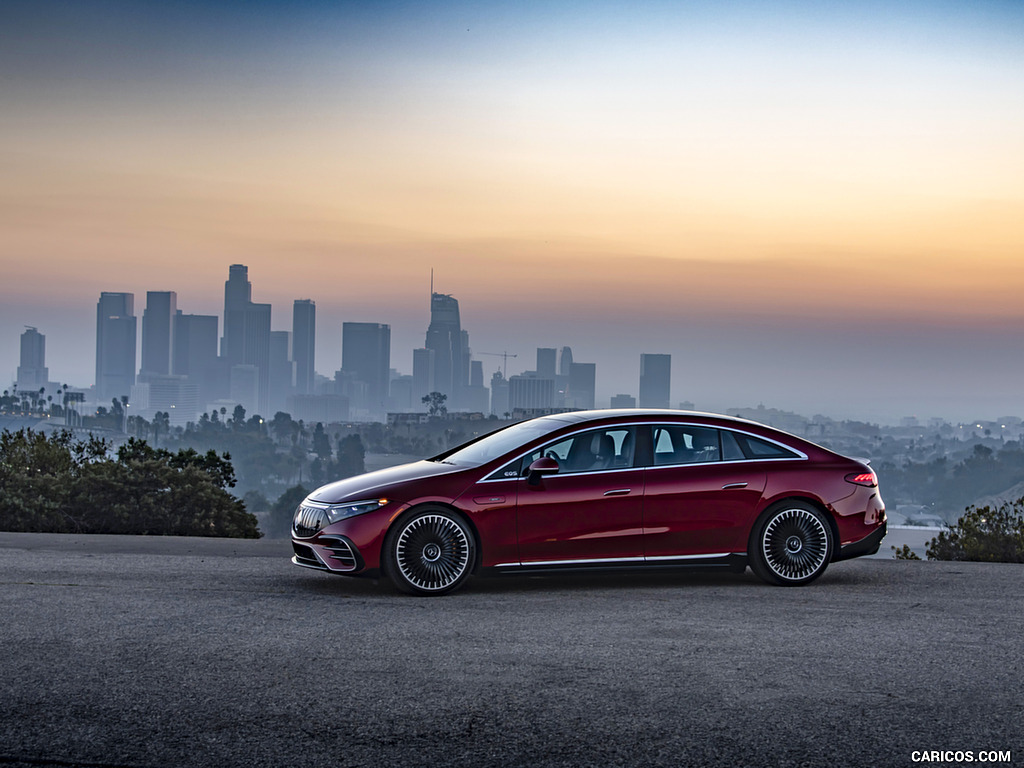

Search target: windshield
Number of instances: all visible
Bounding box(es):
[436,419,567,468]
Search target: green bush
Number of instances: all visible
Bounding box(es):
[0,429,260,538]
[923,500,1024,562]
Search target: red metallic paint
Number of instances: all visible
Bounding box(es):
[292,409,888,590]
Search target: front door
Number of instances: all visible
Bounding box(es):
[515,426,645,564]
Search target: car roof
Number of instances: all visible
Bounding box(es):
[535,408,763,428]
[530,409,836,458]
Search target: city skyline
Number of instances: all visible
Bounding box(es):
[3,263,1023,426]
[2,1,1023,423]
[7,266,681,423]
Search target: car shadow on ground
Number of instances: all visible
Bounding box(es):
[291,558,892,599]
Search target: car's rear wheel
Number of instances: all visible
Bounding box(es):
[749,501,833,586]
[383,507,475,596]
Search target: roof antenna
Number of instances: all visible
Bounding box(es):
[430,267,433,297]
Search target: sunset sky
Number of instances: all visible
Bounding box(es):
[2,0,1023,423]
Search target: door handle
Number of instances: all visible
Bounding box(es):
[603,489,632,496]
[721,482,748,490]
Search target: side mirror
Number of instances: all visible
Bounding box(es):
[527,456,559,486]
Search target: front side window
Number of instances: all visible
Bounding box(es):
[495,427,637,478]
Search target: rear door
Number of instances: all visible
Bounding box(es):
[641,425,767,557]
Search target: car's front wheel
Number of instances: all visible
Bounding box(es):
[749,501,833,586]
[383,507,476,596]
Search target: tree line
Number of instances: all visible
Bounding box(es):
[0,429,259,537]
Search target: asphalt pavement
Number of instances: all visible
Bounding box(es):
[0,532,1019,768]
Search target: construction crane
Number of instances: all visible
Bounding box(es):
[477,351,518,378]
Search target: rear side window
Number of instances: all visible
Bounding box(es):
[736,434,800,459]
[652,426,721,465]
[720,430,745,460]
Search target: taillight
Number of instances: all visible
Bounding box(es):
[845,471,877,487]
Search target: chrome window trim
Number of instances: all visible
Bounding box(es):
[478,421,807,483]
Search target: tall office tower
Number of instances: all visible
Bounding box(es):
[292,299,316,395]
[461,358,489,413]
[342,322,391,412]
[173,313,220,404]
[221,264,251,365]
[490,371,509,417]
[639,353,671,408]
[140,291,177,379]
[241,301,272,415]
[268,331,293,415]
[17,327,48,390]
[537,348,557,379]
[553,346,573,408]
[558,346,574,376]
[424,292,465,406]
[568,362,596,410]
[219,265,271,415]
[95,292,137,401]
[412,347,435,407]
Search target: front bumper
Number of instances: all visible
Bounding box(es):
[291,535,365,573]
[834,521,887,562]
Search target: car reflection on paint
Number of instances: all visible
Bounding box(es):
[291,409,887,595]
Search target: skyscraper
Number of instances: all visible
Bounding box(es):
[537,348,557,379]
[242,301,271,415]
[17,327,48,390]
[292,299,316,395]
[140,291,177,379]
[412,347,435,407]
[268,331,293,415]
[558,346,574,376]
[219,265,271,415]
[639,353,671,408]
[424,292,465,406]
[95,292,136,401]
[221,264,251,365]
[342,322,391,414]
[568,362,596,410]
[173,312,219,404]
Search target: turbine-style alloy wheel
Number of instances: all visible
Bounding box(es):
[385,509,475,595]
[750,502,832,586]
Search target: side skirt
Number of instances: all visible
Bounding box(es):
[490,553,748,576]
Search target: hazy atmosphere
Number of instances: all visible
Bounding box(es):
[3,0,1023,423]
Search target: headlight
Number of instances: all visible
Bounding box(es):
[324,498,389,524]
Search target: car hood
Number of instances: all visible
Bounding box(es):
[306,460,467,504]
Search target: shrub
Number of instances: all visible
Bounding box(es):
[920,500,1024,562]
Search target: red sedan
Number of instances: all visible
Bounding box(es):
[291,410,886,595]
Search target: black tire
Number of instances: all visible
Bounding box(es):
[749,501,833,586]
[382,507,475,596]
